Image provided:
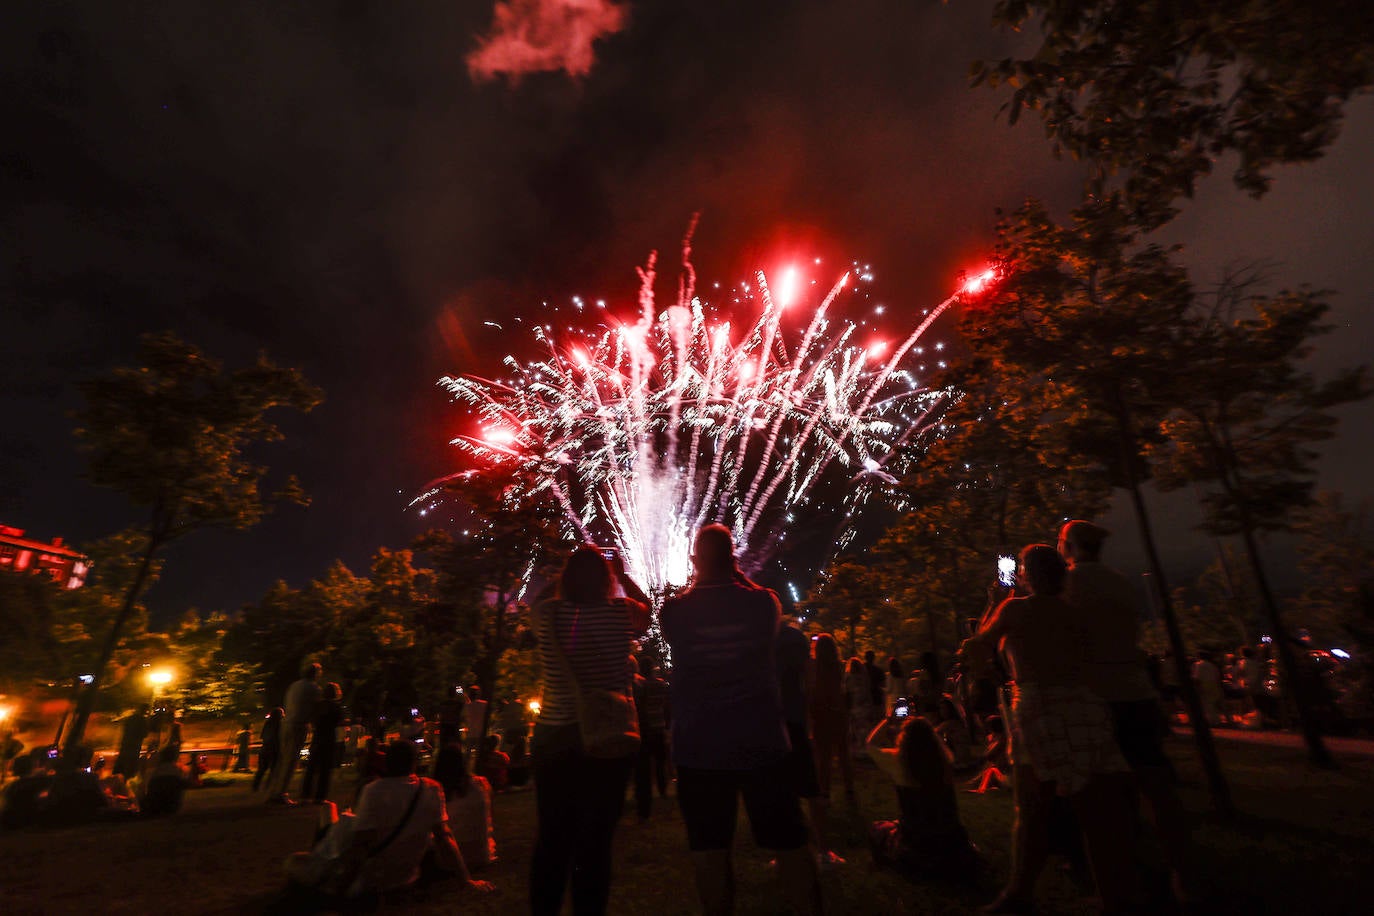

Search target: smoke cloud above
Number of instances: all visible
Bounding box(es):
[468,0,627,81]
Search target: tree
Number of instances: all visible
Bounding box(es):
[803,559,889,659]
[974,0,1374,226]
[1293,492,1374,646]
[0,529,163,701]
[415,466,564,742]
[960,194,1235,813]
[1292,491,1374,732]
[869,369,1114,668]
[63,332,321,755]
[1150,284,1370,765]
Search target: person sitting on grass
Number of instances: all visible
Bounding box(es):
[284,739,492,906]
[866,713,981,883]
[141,746,187,816]
[475,733,509,793]
[434,741,497,870]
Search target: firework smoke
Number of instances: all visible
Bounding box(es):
[467,0,627,81]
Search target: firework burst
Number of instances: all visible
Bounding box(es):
[422,242,982,596]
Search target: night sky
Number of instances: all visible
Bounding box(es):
[3,1,1371,623]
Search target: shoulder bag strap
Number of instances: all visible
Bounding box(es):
[544,601,586,694]
[368,783,425,859]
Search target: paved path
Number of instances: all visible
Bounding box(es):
[1175,725,1374,758]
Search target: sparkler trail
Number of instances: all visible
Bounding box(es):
[421,244,989,596]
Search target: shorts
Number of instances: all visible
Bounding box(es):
[783,721,821,799]
[1109,698,1171,769]
[675,757,809,851]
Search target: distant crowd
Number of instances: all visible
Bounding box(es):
[3,517,1347,914]
[264,519,1214,913]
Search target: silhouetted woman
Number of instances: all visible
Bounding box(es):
[810,634,855,804]
[435,741,496,870]
[866,714,980,882]
[530,546,650,915]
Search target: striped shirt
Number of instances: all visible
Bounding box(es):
[535,598,649,727]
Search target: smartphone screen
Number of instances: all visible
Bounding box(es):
[997,555,1017,587]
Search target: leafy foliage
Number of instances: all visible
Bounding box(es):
[63,333,319,752]
[1151,281,1371,535]
[73,332,322,545]
[975,0,1374,225]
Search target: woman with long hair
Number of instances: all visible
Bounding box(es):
[865,713,980,882]
[434,741,496,870]
[810,634,855,805]
[961,544,1137,914]
[530,546,651,916]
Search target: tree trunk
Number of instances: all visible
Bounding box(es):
[1123,476,1234,816]
[63,533,161,758]
[473,590,512,753]
[1208,419,1336,769]
[1111,398,1234,816]
[1237,525,1336,768]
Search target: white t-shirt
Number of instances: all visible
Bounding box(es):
[283,677,323,725]
[353,775,447,892]
[446,776,495,867]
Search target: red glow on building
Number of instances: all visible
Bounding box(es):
[0,525,88,588]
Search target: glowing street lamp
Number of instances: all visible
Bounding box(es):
[147,668,174,748]
[527,700,541,717]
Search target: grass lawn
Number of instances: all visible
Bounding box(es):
[3,734,1373,914]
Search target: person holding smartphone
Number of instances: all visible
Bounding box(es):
[960,545,1137,914]
[864,712,979,881]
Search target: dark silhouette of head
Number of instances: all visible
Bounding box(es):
[434,743,470,796]
[813,633,841,681]
[692,524,736,580]
[302,662,322,681]
[1058,519,1109,563]
[561,545,614,605]
[1019,544,1067,596]
[898,716,951,788]
[384,739,418,777]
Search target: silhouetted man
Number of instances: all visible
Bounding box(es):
[1059,519,1195,904]
[661,524,823,916]
[268,661,322,804]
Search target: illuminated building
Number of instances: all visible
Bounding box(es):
[0,525,88,588]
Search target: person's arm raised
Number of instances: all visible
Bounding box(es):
[609,553,653,633]
[864,715,904,785]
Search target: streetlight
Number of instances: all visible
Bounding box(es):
[148,668,173,748]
